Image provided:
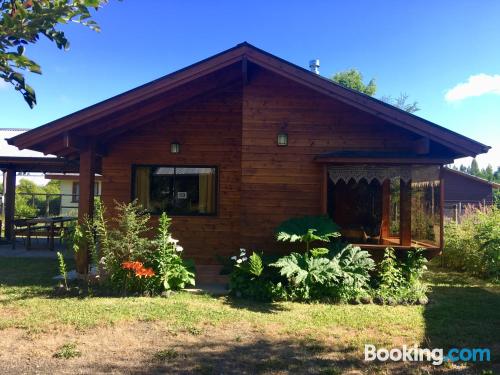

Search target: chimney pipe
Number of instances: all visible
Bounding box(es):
[309,59,320,74]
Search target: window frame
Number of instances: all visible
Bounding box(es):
[131,164,219,217]
[71,182,79,203]
[71,181,101,203]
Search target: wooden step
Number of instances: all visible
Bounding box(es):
[195,265,229,285]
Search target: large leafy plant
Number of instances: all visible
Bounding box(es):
[270,252,340,300]
[270,245,374,302]
[275,215,341,253]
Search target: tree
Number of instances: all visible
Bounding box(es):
[484,164,494,182]
[469,158,480,176]
[380,92,420,114]
[0,0,113,108]
[331,68,377,96]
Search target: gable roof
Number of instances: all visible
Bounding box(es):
[7,42,490,158]
[443,167,500,189]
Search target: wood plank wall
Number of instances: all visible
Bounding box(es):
[102,64,426,265]
[101,82,243,264]
[240,66,419,254]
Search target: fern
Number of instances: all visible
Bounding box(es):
[248,252,263,277]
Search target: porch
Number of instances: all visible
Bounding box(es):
[319,161,444,252]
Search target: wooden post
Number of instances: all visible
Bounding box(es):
[399,179,412,246]
[320,165,328,215]
[76,142,96,274]
[381,179,390,241]
[439,168,445,250]
[4,168,16,241]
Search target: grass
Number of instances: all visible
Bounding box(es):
[0,257,498,373]
[53,343,81,359]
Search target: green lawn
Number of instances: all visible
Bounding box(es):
[0,256,498,374]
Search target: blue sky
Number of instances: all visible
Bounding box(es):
[1,0,499,168]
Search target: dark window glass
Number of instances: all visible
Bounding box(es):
[133,166,216,215]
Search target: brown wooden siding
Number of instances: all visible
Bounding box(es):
[102,65,450,265]
[239,66,422,253]
[442,169,494,205]
[101,82,242,264]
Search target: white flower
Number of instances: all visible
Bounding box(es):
[241,257,248,262]
[239,248,246,255]
[230,256,237,260]
[167,235,179,244]
[176,245,183,252]
[236,259,243,264]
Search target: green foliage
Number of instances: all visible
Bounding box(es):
[375,247,428,304]
[440,207,500,282]
[331,68,376,96]
[53,343,81,359]
[56,251,68,289]
[0,0,114,107]
[62,220,83,255]
[79,199,195,295]
[247,252,263,277]
[269,245,375,302]
[150,212,195,292]
[14,178,62,218]
[275,215,341,252]
[229,249,285,301]
[456,159,500,183]
[14,193,37,218]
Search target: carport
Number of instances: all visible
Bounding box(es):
[0,156,80,241]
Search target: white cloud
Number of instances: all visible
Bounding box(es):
[0,80,8,89]
[445,74,500,101]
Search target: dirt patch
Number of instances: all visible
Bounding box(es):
[0,322,492,374]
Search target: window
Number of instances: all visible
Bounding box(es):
[71,181,101,203]
[133,166,217,215]
[71,182,79,203]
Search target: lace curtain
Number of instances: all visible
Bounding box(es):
[328,164,440,184]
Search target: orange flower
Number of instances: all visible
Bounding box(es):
[135,267,155,278]
[121,261,143,272]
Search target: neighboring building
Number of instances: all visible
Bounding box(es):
[442,167,500,220]
[45,174,102,216]
[7,43,490,272]
[0,128,51,186]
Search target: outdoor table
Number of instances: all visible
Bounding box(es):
[25,216,77,250]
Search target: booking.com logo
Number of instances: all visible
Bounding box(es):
[364,344,491,366]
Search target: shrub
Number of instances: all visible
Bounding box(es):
[269,244,374,302]
[440,206,499,281]
[77,199,195,295]
[229,249,285,301]
[375,247,428,304]
[229,215,428,304]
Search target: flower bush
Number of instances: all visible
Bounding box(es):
[75,199,195,295]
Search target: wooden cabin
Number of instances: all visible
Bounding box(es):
[7,43,490,273]
[442,167,499,221]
